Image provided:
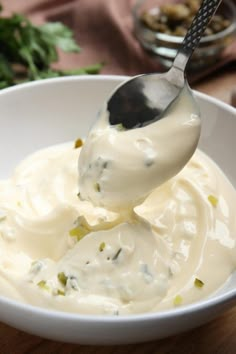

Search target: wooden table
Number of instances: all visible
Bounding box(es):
[0,307,236,354]
[0,66,236,354]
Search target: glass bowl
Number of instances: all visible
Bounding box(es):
[133,0,236,71]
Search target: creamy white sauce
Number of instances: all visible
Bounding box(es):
[79,88,201,212]
[0,144,235,315]
[0,88,235,315]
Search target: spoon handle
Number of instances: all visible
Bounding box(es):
[173,0,222,72]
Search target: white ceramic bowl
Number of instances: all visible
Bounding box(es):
[0,76,235,345]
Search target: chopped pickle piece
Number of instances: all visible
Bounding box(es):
[116,123,126,131]
[99,242,106,252]
[173,295,183,306]
[74,138,83,149]
[37,280,50,291]
[194,278,204,288]
[57,272,68,286]
[69,216,93,242]
[69,225,90,241]
[57,289,65,296]
[208,195,218,207]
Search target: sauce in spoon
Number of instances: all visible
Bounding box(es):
[79,87,200,212]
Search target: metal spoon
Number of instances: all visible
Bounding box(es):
[107,0,222,129]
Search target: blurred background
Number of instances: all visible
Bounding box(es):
[0,0,236,102]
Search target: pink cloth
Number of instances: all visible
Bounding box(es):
[1,0,236,82]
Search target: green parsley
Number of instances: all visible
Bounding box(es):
[0,213,6,222]
[0,6,103,89]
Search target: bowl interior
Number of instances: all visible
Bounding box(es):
[0,77,117,178]
[0,76,235,344]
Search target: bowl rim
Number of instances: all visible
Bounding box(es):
[0,75,235,323]
[0,74,235,114]
[133,0,236,45]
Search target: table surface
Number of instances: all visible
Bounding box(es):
[0,65,236,354]
[194,63,236,107]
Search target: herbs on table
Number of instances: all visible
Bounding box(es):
[0,5,103,89]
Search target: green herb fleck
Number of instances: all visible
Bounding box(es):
[173,295,183,306]
[112,248,122,261]
[57,272,68,286]
[99,242,106,252]
[194,278,204,288]
[145,158,154,167]
[37,280,50,291]
[208,195,218,207]
[74,138,83,149]
[103,161,109,168]
[68,277,79,290]
[94,182,101,192]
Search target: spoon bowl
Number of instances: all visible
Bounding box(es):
[108,68,184,129]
